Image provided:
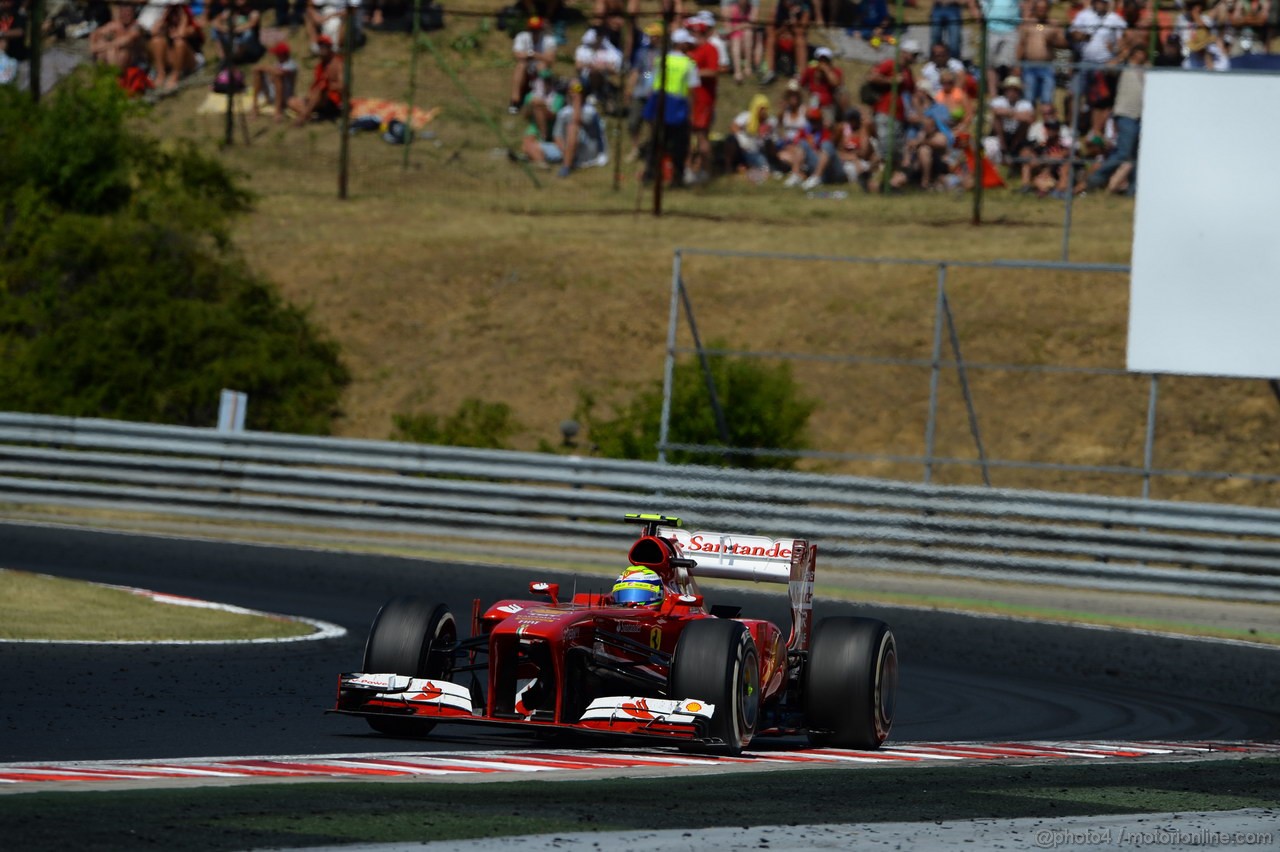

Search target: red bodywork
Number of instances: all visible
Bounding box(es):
[334,522,817,746]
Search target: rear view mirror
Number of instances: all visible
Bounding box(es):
[529,582,560,605]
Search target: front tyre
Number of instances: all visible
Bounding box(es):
[803,617,897,750]
[669,619,760,755]
[361,596,457,737]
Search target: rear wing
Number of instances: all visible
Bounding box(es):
[624,514,814,653]
[660,526,814,653]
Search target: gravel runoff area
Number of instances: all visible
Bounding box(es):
[273,809,1279,852]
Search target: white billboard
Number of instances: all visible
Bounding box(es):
[1127,71,1280,379]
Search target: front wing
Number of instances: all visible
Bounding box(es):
[334,672,720,743]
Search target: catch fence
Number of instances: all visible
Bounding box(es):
[662,250,1280,505]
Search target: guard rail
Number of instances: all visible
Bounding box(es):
[2,412,1279,603]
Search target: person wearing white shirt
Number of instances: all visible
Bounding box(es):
[573,28,622,79]
[573,27,623,106]
[1183,27,1231,70]
[510,16,558,113]
[920,42,966,93]
[987,75,1034,164]
[1069,0,1126,138]
[1069,0,1127,65]
[305,0,354,55]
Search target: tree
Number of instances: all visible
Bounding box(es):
[581,347,817,469]
[0,70,348,433]
[392,399,522,449]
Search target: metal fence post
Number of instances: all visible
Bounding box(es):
[658,251,682,463]
[942,289,991,486]
[1142,373,1160,500]
[881,30,903,194]
[1062,61,1085,261]
[402,0,422,171]
[223,13,235,146]
[338,2,355,200]
[924,263,947,483]
[971,14,988,225]
[28,0,42,103]
[678,277,731,451]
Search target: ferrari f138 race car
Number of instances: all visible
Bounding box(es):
[333,514,898,754]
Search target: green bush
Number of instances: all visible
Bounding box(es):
[580,346,817,469]
[392,399,522,449]
[0,71,348,433]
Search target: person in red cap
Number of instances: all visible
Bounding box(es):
[251,40,299,123]
[289,34,343,127]
[509,15,558,114]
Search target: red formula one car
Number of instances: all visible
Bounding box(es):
[333,514,898,754]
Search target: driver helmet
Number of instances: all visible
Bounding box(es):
[612,566,664,606]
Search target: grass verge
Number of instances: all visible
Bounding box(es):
[2,758,1276,851]
[816,583,1280,647]
[0,569,315,642]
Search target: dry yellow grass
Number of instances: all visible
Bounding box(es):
[137,18,1280,506]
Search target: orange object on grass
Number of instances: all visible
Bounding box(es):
[965,149,1006,189]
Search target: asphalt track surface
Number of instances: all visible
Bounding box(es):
[1,522,1277,764]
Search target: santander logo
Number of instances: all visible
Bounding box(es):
[683,533,792,560]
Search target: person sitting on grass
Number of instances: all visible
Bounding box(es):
[509,16,557,114]
[520,69,565,145]
[890,112,953,191]
[779,106,831,189]
[1019,108,1074,197]
[213,0,265,65]
[89,3,146,71]
[987,75,1034,172]
[148,4,204,94]
[834,108,880,191]
[289,34,343,127]
[726,93,777,182]
[251,40,298,122]
[519,79,607,178]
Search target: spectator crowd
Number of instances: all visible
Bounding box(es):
[2,0,1274,187]
[6,0,369,123]
[500,0,1274,194]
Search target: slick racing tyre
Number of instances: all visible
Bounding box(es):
[361,596,457,737]
[670,618,760,755]
[803,616,897,750]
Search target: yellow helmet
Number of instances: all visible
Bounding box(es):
[612,567,663,606]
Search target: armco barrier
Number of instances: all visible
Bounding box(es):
[2,412,1280,603]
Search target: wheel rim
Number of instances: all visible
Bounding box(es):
[425,614,457,678]
[874,632,898,741]
[737,649,760,743]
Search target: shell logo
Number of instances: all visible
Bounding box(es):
[685,701,702,713]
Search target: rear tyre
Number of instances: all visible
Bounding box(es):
[361,596,457,737]
[669,619,760,755]
[803,617,897,750]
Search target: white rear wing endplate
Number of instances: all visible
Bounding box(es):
[659,526,815,652]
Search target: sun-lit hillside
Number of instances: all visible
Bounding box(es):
[141,15,1280,506]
